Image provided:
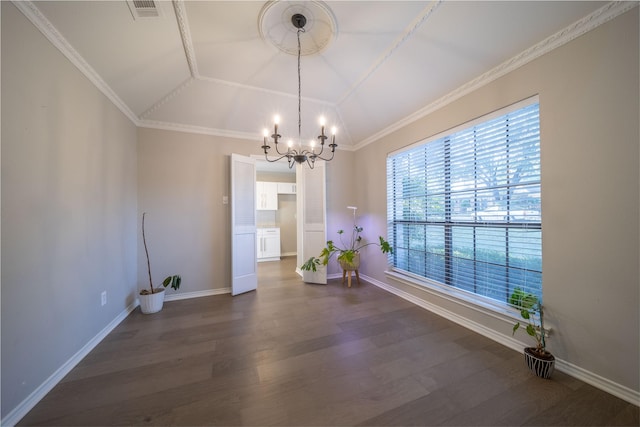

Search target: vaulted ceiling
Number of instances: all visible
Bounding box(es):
[20,0,620,150]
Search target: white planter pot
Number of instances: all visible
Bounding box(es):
[139,288,165,314]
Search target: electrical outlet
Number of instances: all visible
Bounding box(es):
[101,291,107,306]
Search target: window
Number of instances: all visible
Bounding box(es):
[386,99,541,306]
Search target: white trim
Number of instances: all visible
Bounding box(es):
[354,1,637,150]
[555,359,640,407]
[2,289,233,426]
[369,273,523,350]
[137,119,358,152]
[164,288,230,302]
[12,1,140,126]
[336,0,443,107]
[362,273,640,407]
[1,302,139,427]
[172,0,198,78]
[15,0,634,149]
[138,119,258,140]
[387,95,539,157]
[384,270,522,325]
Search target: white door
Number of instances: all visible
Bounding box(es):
[297,161,327,284]
[231,154,257,295]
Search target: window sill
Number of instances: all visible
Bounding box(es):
[383,269,523,327]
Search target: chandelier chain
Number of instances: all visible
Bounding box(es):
[297,27,304,141]
[260,14,336,169]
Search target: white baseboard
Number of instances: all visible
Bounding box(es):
[2,301,139,427]
[164,287,230,301]
[361,273,640,407]
[3,289,234,427]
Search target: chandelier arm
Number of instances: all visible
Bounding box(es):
[263,153,292,163]
[306,155,316,169]
[272,141,291,156]
[313,146,337,162]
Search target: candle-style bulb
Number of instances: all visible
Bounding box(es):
[274,115,280,125]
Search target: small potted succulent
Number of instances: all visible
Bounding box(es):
[509,287,555,378]
[139,212,181,314]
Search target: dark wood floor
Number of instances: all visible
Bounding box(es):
[19,257,639,426]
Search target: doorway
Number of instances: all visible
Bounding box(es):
[231,154,327,294]
[255,159,297,272]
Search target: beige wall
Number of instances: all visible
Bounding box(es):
[2,1,637,422]
[137,127,357,289]
[1,2,138,419]
[355,8,639,394]
[138,128,253,293]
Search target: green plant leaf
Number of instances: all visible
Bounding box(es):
[301,257,320,272]
[512,322,520,335]
[162,275,181,290]
[509,288,525,306]
[526,324,537,337]
[172,275,181,290]
[522,294,538,310]
[338,250,356,266]
[379,237,393,254]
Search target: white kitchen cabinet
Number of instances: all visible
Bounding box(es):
[256,181,278,210]
[277,182,297,194]
[257,228,281,261]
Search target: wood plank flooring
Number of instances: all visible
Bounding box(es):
[18,257,639,426]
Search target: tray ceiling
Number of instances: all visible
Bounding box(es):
[20,0,626,149]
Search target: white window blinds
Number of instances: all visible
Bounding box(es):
[386,100,541,304]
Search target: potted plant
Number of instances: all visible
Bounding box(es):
[139,212,181,314]
[509,287,555,378]
[300,225,393,271]
[300,225,392,273]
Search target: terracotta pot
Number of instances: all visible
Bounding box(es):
[524,347,555,379]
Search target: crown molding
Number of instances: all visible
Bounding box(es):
[354,1,637,150]
[12,1,140,125]
[15,0,633,150]
[139,119,258,140]
[172,0,199,78]
[336,0,443,107]
[139,77,195,119]
[138,118,357,152]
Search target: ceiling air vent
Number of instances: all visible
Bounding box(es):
[126,0,162,20]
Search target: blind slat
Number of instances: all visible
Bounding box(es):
[387,101,541,305]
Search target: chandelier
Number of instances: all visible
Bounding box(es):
[261,13,337,169]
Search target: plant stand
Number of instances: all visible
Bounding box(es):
[524,347,555,379]
[341,268,360,287]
